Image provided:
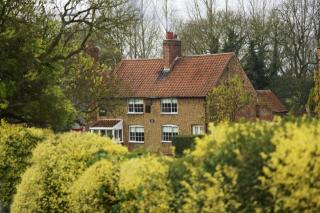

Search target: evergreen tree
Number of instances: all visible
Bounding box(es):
[314,50,320,116]
[244,41,268,89]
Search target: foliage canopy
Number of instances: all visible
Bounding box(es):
[206,76,255,123]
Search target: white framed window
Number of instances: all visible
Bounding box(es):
[128,99,144,114]
[129,125,144,143]
[162,125,179,143]
[114,129,123,142]
[161,98,178,114]
[192,125,204,135]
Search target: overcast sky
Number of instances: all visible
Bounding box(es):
[172,0,189,18]
[172,0,238,17]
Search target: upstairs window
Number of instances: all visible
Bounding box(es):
[129,125,144,143]
[128,99,144,114]
[192,125,204,135]
[162,125,179,142]
[161,98,178,114]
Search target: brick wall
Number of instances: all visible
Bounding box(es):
[257,106,274,121]
[100,98,206,155]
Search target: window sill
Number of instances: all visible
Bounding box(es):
[160,112,178,115]
[129,141,144,144]
[127,112,144,115]
[161,141,172,143]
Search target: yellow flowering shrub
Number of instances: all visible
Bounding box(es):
[11,132,127,212]
[261,118,320,212]
[0,120,51,211]
[181,165,239,213]
[68,160,119,213]
[118,156,173,213]
[7,117,320,212]
[182,120,279,212]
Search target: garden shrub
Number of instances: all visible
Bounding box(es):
[0,120,51,212]
[118,156,173,213]
[261,118,320,212]
[181,164,239,213]
[8,117,320,212]
[172,135,198,157]
[167,157,191,212]
[11,132,127,212]
[68,160,119,212]
[179,120,280,212]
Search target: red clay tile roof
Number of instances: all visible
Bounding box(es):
[257,90,288,113]
[91,119,121,128]
[115,53,235,98]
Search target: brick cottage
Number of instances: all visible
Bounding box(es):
[89,32,287,154]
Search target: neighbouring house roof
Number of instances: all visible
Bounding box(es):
[115,53,235,98]
[257,90,288,113]
[90,119,122,128]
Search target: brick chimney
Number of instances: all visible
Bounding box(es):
[163,32,181,71]
[317,48,320,68]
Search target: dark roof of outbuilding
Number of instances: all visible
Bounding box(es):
[90,119,121,128]
[257,90,288,113]
[115,53,235,98]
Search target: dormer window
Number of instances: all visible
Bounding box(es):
[128,99,144,114]
[161,98,178,114]
[163,68,170,73]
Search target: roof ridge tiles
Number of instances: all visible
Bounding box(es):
[122,58,163,61]
[121,52,235,62]
[183,52,235,58]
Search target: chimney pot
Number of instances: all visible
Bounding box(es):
[317,48,320,70]
[166,32,174,40]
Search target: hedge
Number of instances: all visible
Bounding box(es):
[0,120,51,212]
[172,135,198,157]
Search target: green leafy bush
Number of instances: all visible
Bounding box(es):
[118,156,173,213]
[11,132,127,212]
[172,135,198,157]
[168,157,192,212]
[0,120,51,212]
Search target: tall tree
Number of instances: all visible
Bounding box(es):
[126,0,161,58]
[178,0,221,54]
[276,0,317,112]
[0,0,134,130]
